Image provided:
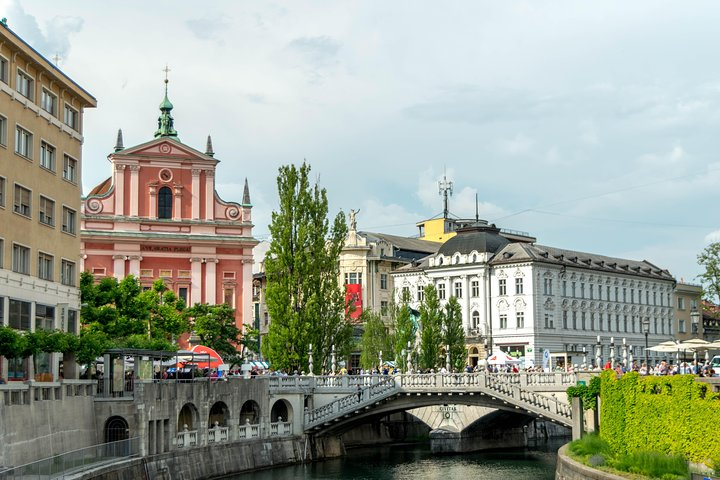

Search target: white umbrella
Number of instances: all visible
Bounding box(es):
[676,339,711,351]
[648,341,680,353]
[487,351,518,365]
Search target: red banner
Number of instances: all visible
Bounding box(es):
[345,284,363,320]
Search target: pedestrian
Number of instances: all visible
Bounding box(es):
[356,384,362,403]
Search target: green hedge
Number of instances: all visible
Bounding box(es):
[600,369,720,466]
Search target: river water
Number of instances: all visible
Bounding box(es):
[229,440,561,480]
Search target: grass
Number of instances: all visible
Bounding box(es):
[567,434,690,480]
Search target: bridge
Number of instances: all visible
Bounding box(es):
[269,372,577,436]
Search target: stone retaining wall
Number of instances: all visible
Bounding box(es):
[555,444,626,480]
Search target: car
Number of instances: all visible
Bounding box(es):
[711,355,720,369]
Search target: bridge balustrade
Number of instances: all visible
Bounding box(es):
[207,425,229,444]
[237,423,261,439]
[270,421,293,436]
[176,429,198,448]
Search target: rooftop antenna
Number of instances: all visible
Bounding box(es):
[438,169,453,219]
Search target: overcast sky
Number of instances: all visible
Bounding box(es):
[3,0,719,284]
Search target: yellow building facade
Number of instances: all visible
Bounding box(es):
[0,21,96,381]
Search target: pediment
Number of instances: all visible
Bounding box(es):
[113,138,218,164]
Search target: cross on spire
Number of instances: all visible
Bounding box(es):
[163,64,171,83]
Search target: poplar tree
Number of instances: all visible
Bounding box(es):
[262,162,350,374]
[391,289,416,370]
[443,296,466,372]
[418,285,443,370]
[359,310,391,370]
[698,242,720,304]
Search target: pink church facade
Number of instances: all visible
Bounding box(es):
[80,88,257,340]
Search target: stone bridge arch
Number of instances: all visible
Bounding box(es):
[209,401,229,428]
[270,398,293,423]
[239,400,260,425]
[178,402,200,432]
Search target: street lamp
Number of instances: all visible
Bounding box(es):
[691,308,701,337]
[642,317,650,370]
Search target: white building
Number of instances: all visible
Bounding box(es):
[392,222,676,369]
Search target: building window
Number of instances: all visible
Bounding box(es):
[35,304,55,330]
[380,273,388,290]
[499,279,507,296]
[499,314,508,329]
[40,141,55,171]
[16,69,33,100]
[224,287,234,307]
[691,298,698,310]
[0,176,5,207]
[61,260,76,286]
[581,312,586,330]
[417,285,424,302]
[598,313,603,331]
[158,186,172,219]
[515,277,524,295]
[0,56,7,83]
[41,89,57,116]
[15,126,32,158]
[562,310,568,329]
[616,315,621,332]
[437,283,446,300]
[544,278,553,295]
[64,105,78,129]
[677,297,685,310]
[545,313,554,329]
[67,309,77,334]
[580,283,585,298]
[0,239,3,268]
[471,311,480,329]
[380,301,388,316]
[9,299,31,330]
[402,286,410,300]
[178,287,189,304]
[623,288,627,303]
[13,185,31,217]
[630,289,635,304]
[571,282,576,297]
[39,196,55,227]
[344,272,362,285]
[454,281,462,298]
[12,244,30,274]
[140,269,153,278]
[516,312,525,329]
[62,206,76,235]
[590,313,595,330]
[471,280,479,297]
[572,311,577,329]
[159,269,172,278]
[562,280,567,296]
[0,115,6,146]
[598,284,602,300]
[589,284,594,300]
[63,155,77,183]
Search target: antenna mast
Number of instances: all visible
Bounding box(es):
[438,170,453,219]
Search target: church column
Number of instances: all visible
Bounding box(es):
[173,184,183,221]
[191,169,201,220]
[129,165,140,217]
[481,269,489,338]
[114,165,126,216]
[128,255,142,278]
[190,258,203,304]
[461,274,469,331]
[204,169,214,220]
[205,258,217,305]
[148,184,157,219]
[112,255,126,279]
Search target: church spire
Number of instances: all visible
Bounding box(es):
[154,65,178,139]
[242,178,251,205]
[205,135,214,157]
[114,129,124,152]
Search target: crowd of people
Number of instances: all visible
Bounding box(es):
[606,359,717,377]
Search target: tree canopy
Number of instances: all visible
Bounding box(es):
[698,242,720,304]
[262,162,351,373]
[391,289,416,371]
[443,296,466,371]
[418,284,443,370]
[359,310,391,371]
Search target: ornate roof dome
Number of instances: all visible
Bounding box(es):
[437,223,510,257]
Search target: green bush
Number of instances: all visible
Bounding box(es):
[568,432,611,457]
[609,450,689,480]
[599,369,720,468]
[566,375,602,410]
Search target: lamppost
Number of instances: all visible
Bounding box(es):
[642,317,650,370]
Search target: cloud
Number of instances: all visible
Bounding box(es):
[185,15,230,44]
[6,0,82,59]
[285,35,341,83]
[637,145,686,166]
[705,230,720,244]
[496,133,534,156]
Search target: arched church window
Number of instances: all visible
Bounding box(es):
[158,186,172,219]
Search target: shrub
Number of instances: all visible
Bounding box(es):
[568,432,611,457]
[609,450,689,480]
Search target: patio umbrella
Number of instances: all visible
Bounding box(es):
[647,341,680,353]
[676,339,711,351]
[487,351,518,365]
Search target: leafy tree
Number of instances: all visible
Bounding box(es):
[186,303,241,360]
[262,162,350,373]
[418,285,444,370]
[359,310,391,370]
[698,242,720,304]
[391,289,416,371]
[141,280,188,342]
[443,296,466,372]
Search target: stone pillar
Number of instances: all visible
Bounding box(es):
[204,169,214,220]
[173,184,183,221]
[205,258,217,305]
[241,258,253,329]
[190,257,203,304]
[148,183,157,219]
[114,164,126,216]
[112,255,126,279]
[191,169,201,220]
[571,396,584,440]
[128,255,142,278]
[129,165,140,217]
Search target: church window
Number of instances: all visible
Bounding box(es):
[158,186,172,219]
